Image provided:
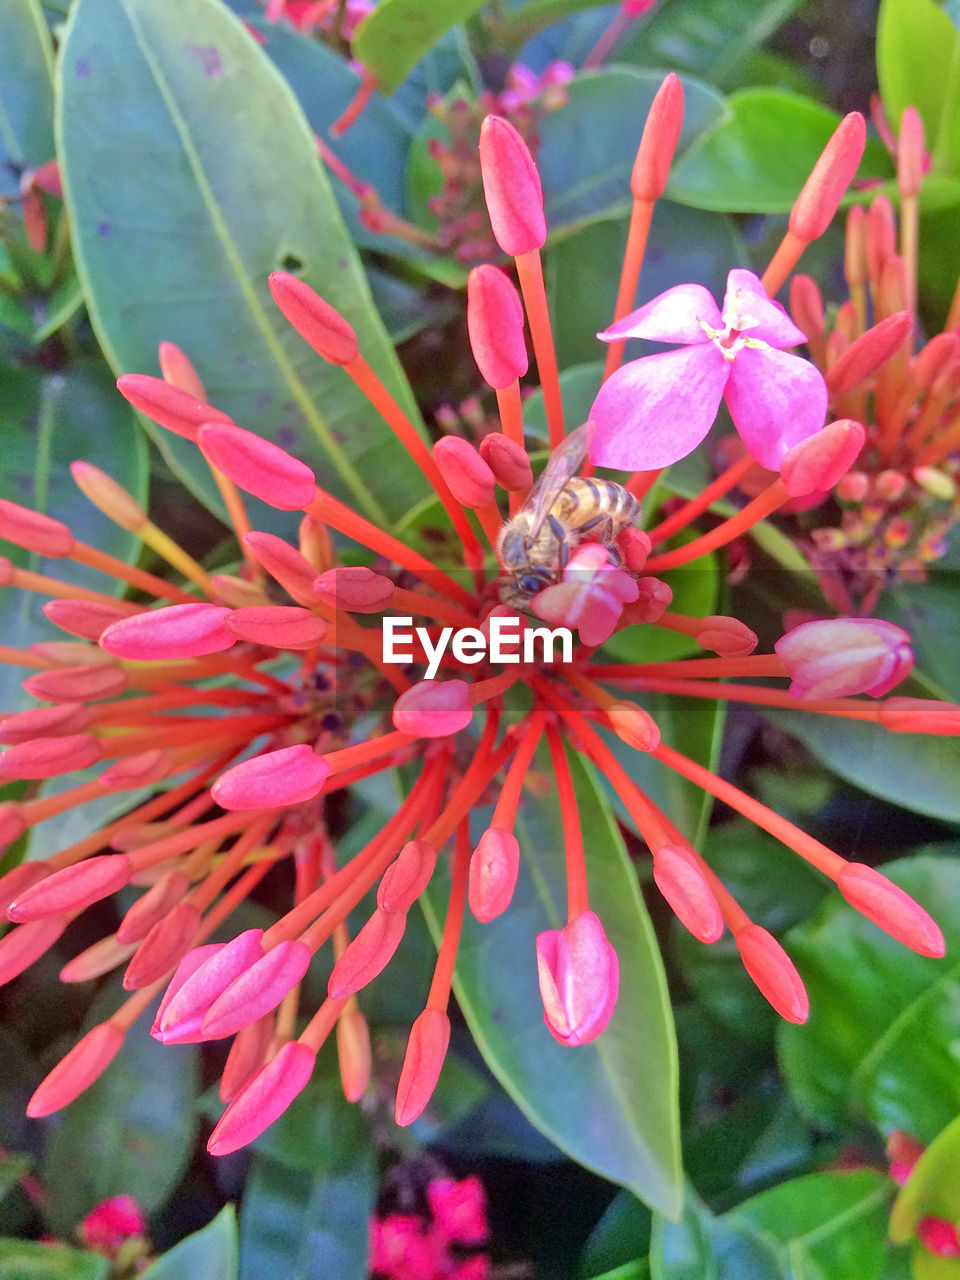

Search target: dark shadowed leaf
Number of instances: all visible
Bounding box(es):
[57,0,425,527]
[423,744,682,1216]
[140,1207,238,1280]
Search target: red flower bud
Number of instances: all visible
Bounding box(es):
[155,930,266,1042]
[837,863,944,957]
[314,565,394,613]
[0,917,69,986]
[825,313,913,394]
[122,902,201,989]
[0,498,74,557]
[224,605,327,649]
[536,909,619,1046]
[433,437,497,509]
[116,871,191,944]
[99,749,171,791]
[789,275,825,348]
[378,840,438,913]
[734,924,808,1023]
[70,463,147,532]
[219,1014,273,1102]
[243,531,322,606]
[27,1022,125,1117]
[212,744,330,810]
[197,422,316,510]
[100,603,235,661]
[393,680,473,737]
[8,853,129,922]
[207,1041,317,1155]
[776,617,913,700]
[158,340,206,398]
[201,939,312,1038]
[695,616,758,658]
[478,116,546,256]
[42,598,135,641]
[467,265,528,388]
[116,374,231,441]
[23,664,128,703]
[337,1005,371,1103]
[478,433,533,490]
[0,703,92,745]
[652,844,724,942]
[780,419,866,497]
[879,697,960,734]
[327,908,407,998]
[896,106,926,200]
[395,1007,451,1126]
[268,273,359,365]
[630,72,685,201]
[468,827,521,922]
[789,113,866,243]
[607,702,660,752]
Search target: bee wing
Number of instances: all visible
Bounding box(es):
[523,422,594,537]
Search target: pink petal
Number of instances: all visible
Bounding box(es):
[590,345,728,470]
[721,269,807,348]
[724,347,826,470]
[599,283,721,345]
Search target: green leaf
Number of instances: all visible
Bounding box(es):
[0,1240,108,1280]
[651,1188,780,1280]
[890,1113,960,1243]
[57,0,425,527]
[877,0,960,172]
[352,0,484,95]
[765,708,960,824]
[0,0,55,199]
[0,361,147,717]
[239,1074,376,1280]
[140,1207,238,1280]
[778,853,960,1140]
[579,1190,651,1279]
[423,745,682,1216]
[667,90,893,213]
[40,1007,199,1233]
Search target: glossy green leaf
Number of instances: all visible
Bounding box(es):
[57,0,425,527]
[877,0,960,172]
[352,0,484,95]
[0,1240,108,1280]
[881,573,960,702]
[579,1190,651,1279]
[651,1188,779,1280]
[41,1009,199,1234]
[140,1207,238,1280]
[239,1074,376,1280]
[667,90,892,213]
[422,745,682,1216]
[0,0,54,199]
[890,1113,960,1243]
[0,361,146,717]
[766,708,960,824]
[778,853,960,1140]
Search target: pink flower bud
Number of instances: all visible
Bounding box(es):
[918,1218,960,1258]
[313,565,394,613]
[0,703,92,744]
[27,1021,125,1117]
[897,106,926,199]
[468,827,520,922]
[836,863,944,957]
[60,934,137,983]
[70,462,147,532]
[219,1013,274,1102]
[734,924,808,1023]
[79,1195,146,1252]
[627,576,672,624]
[201,939,312,1038]
[866,195,896,282]
[652,845,723,943]
[100,603,235,661]
[912,332,959,388]
[327,908,407,998]
[631,72,684,201]
[99,749,171,791]
[122,902,201,989]
[433,437,497,508]
[776,617,913,700]
[836,470,869,502]
[780,419,866,497]
[0,861,44,915]
[825,313,913,395]
[207,1040,317,1155]
[117,871,191,944]
[536,909,620,1046]
[393,680,473,737]
[0,498,74,557]
[879,697,960,734]
[31,640,114,666]
[8,853,129,922]
[378,840,438,913]
[243,531,322,606]
[197,423,316,510]
[789,113,866,243]
[607,703,661,752]
[427,1175,489,1247]
[268,273,359,365]
[478,116,546,256]
[533,543,639,647]
[619,527,652,571]
[43,598,135,641]
[0,734,102,781]
[211,744,330,810]
[116,374,232,440]
[337,1005,372,1103]
[159,340,206,398]
[154,929,266,1043]
[151,943,221,1033]
[478,433,533,490]
[789,275,825,348]
[23,664,128,703]
[224,605,327,649]
[0,917,69,986]
[695,616,758,658]
[395,1007,451,1125]
[467,266,528,388]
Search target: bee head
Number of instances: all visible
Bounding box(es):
[498,568,553,608]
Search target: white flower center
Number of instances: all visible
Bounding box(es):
[699,308,770,363]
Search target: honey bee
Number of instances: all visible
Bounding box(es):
[497,421,642,608]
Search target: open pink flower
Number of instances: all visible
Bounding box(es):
[590,269,827,471]
[531,543,639,646]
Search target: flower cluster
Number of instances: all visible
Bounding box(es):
[0,79,954,1157]
[370,1175,489,1280]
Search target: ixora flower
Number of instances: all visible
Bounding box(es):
[0,84,953,1157]
[589,270,829,471]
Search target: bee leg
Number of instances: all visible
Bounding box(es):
[578,515,606,533]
